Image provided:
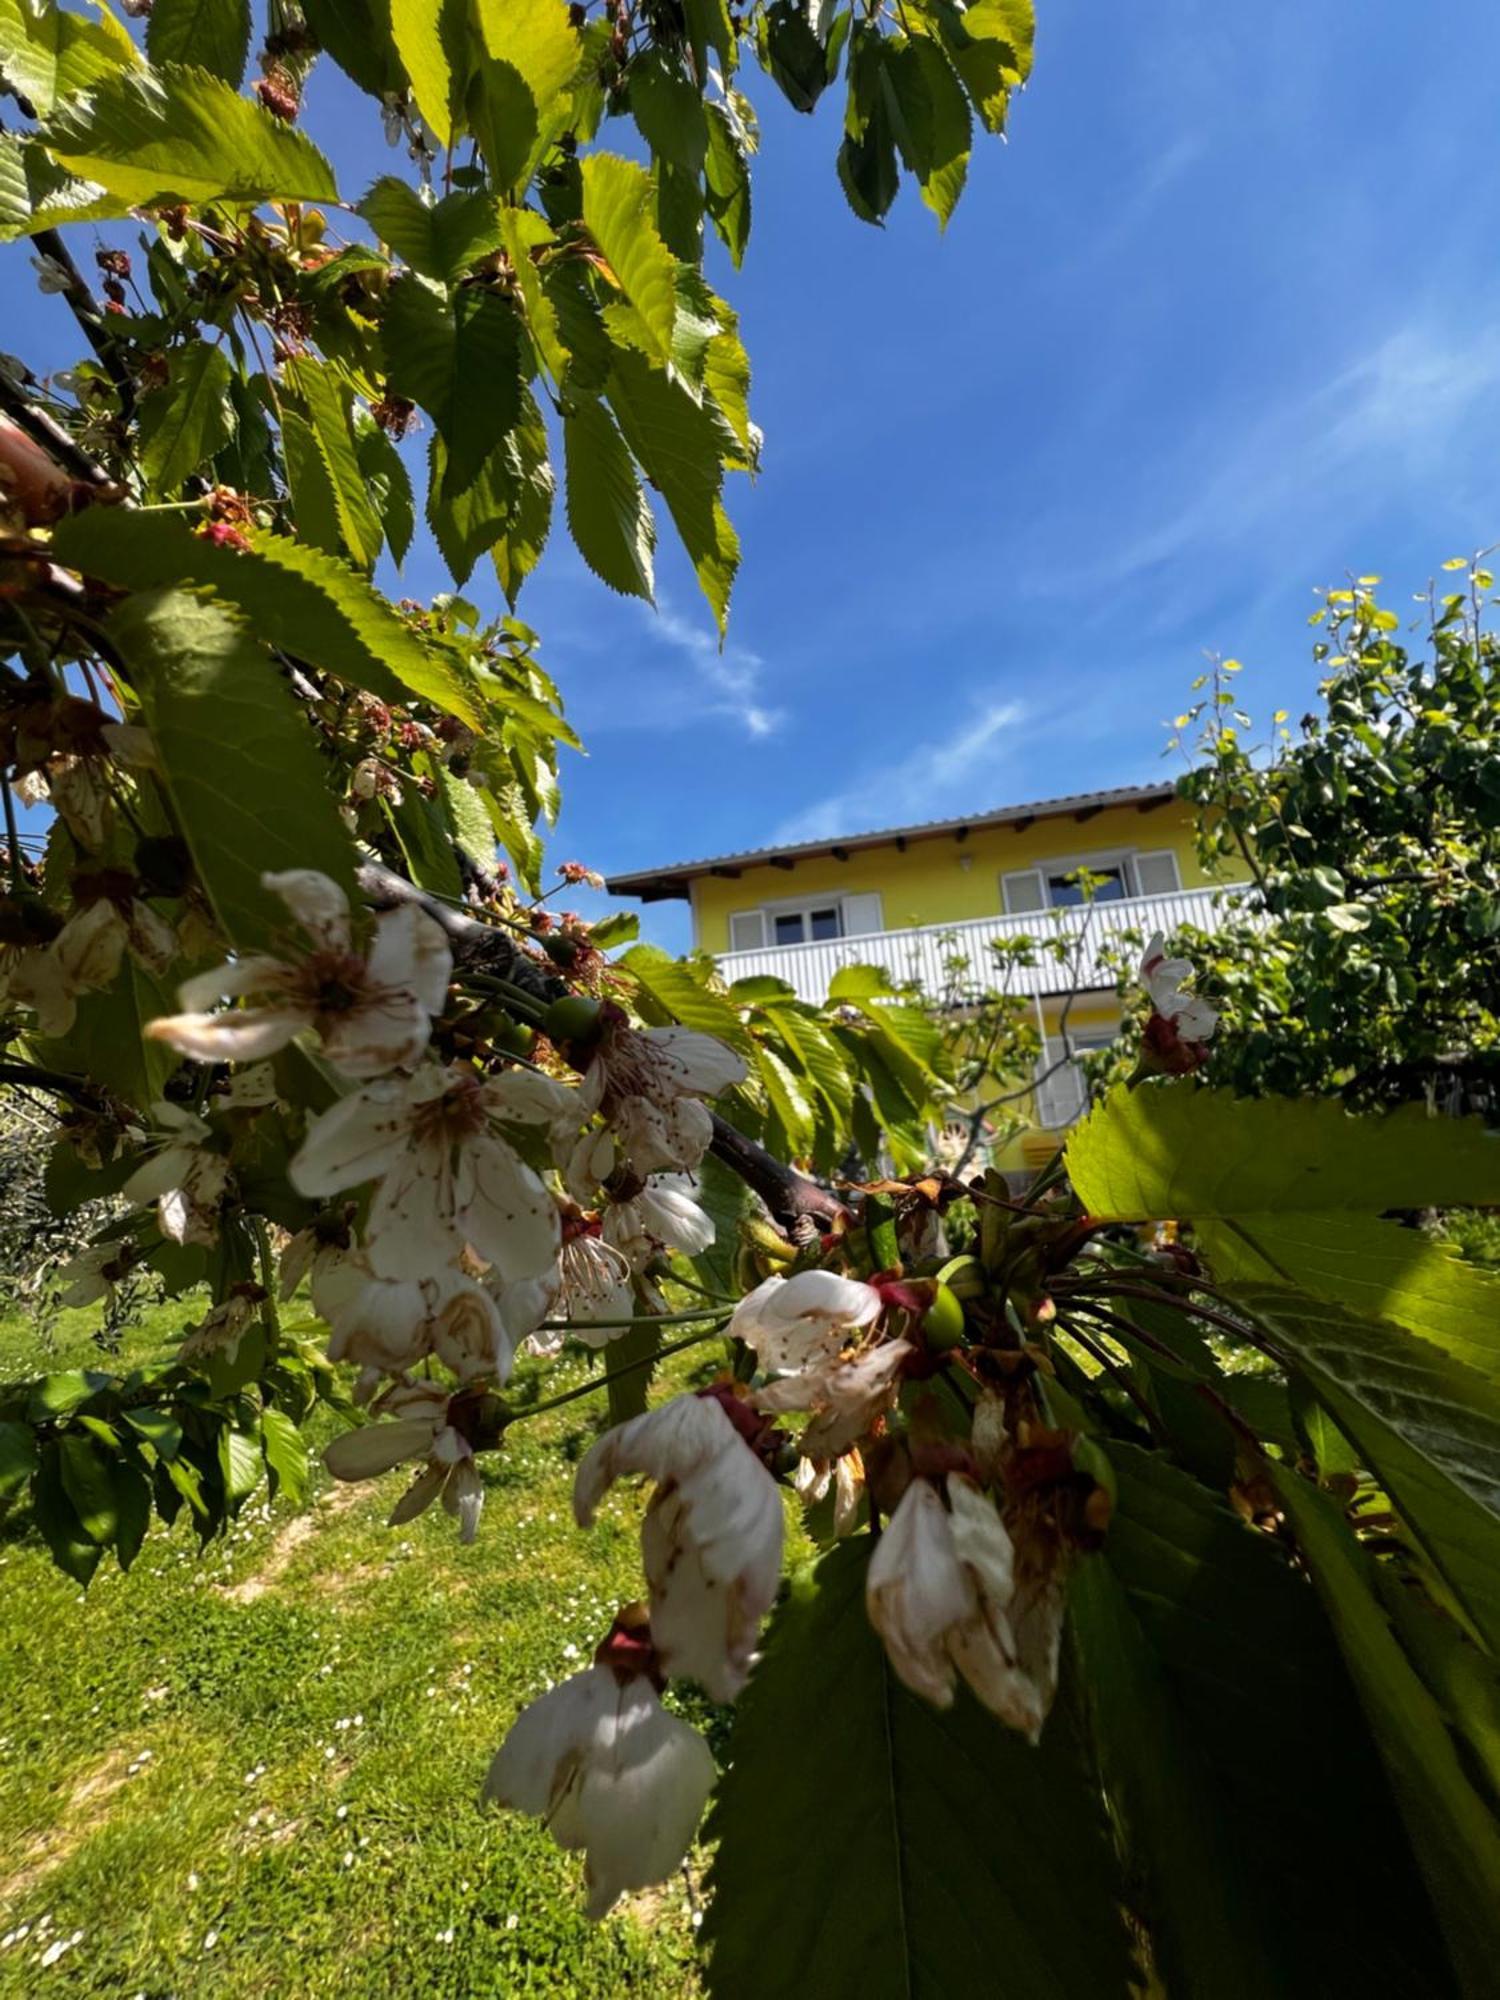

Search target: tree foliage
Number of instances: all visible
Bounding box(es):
[0,9,1497,1996]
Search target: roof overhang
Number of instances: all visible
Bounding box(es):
[606,782,1178,904]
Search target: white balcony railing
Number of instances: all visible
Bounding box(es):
[712,884,1243,1006]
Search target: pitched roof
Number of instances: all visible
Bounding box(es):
[606,781,1180,903]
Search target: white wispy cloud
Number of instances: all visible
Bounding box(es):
[774,698,1030,843]
[645,597,782,739]
[1081,315,1500,595]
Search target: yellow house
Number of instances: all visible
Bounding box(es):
[608,782,1244,1167]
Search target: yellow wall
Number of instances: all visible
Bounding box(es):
[692,797,1230,953]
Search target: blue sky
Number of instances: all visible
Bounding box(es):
[14,2,1500,953]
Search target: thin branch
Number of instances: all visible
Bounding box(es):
[708,1111,844,1234]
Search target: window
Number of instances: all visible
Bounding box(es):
[1002,849,1181,914]
[1045,865,1127,907]
[773,904,842,945]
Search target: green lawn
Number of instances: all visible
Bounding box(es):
[0,1297,722,1997]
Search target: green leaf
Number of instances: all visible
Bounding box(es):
[0,1419,38,1498]
[838,26,900,225]
[389,0,466,143]
[280,406,345,557]
[53,509,483,728]
[358,177,504,282]
[1072,1443,1451,1998]
[40,61,339,207]
[1201,1211,1500,1385]
[703,101,751,266]
[27,1370,112,1423]
[704,1540,1133,1997]
[31,954,177,1112]
[885,34,971,227]
[1271,1464,1500,1994]
[0,0,139,118]
[489,391,554,606]
[122,1406,183,1459]
[301,0,404,100]
[109,588,358,955]
[1066,1084,1500,1220]
[0,129,130,240]
[934,0,1033,133]
[113,1459,152,1569]
[58,1431,118,1545]
[137,343,234,495]
[826,962,899,1001]
[607,347,738,630]
[472,0,579,120]
[684,0,735,80]
[758,0,834,112]
[355,416,415,567]
[467,54,539,193]
[260,1405,309,1503]
[282,357,384,570]
[630,44,708,173]
[1235,1283,1500,1657]
[383,276,524,495]
[756,1039,815,1158]
[619,943,754,1054]
[33,1446,103,1585]
[579,152,679,367]
[218,1423,263,1507]
[146,0,250,87]
[562,393,655,601]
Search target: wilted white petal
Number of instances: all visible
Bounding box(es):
[290,1079,414,1196]
[148,1004,311,1063]
[263,869,353,950]
[730,1269,881,1374]
[455,1133,560,1282]
[865,1478,973,1708]
[483,1667,715,1920]
[641,1026,748,1097]
[575,1395,783,1698]
[324,1415,437,1481]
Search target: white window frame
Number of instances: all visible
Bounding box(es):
[729,892,851,952]
[1000,847,1172,913]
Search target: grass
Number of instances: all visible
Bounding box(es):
[0,1296,727,1998]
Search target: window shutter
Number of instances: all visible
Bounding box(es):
[1034,1040,1088,1128]
[1134,850,1182,897]
[728,909,766,952]
[1002,868,1047,914]
[840,891,884,938]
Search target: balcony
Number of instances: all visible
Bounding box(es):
[712,884,1242,1006]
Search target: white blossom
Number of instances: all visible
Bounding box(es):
[483,1664,714,1919]
[121,1104,229,1245]
[314,1254,515,1382]
[56,1240,138,1308]
[574,1393,783,1700]
[602,1176,715,1269]
[323,1383,485,1541]
[178,1293,257,1362]
[148,870,450,1077]
[729,1269,882,1374]
[1140,931,1218,1044]
[866,1473,1046,1732]
[587,1020,747,1176]
[792,1449,864,1537]
[290,1064,560,1284]
[755,1337,912,1459]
